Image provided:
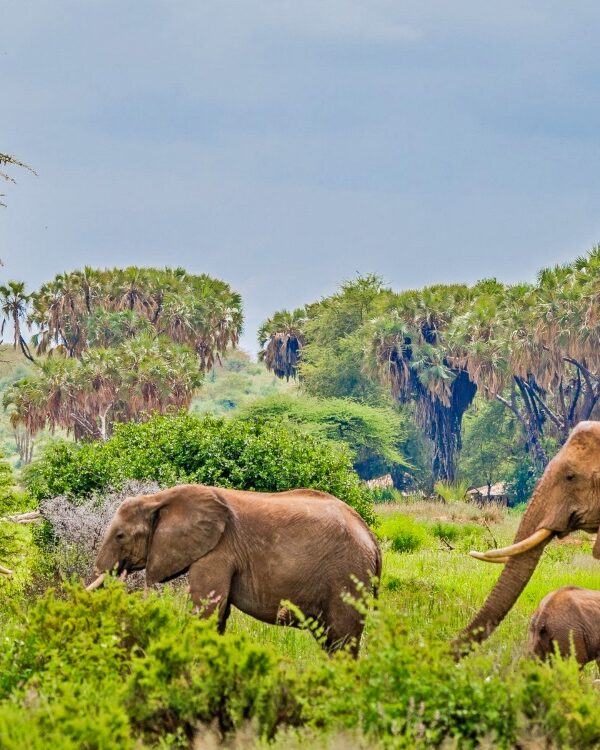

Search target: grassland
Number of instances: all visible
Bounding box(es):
[228,499,600,674]
[2,496,600,747]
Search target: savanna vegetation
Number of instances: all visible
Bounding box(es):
[0,250,598,746]
[260,249,600,489]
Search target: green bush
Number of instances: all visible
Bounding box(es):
[24,412,374,523]
[0,582,599,747]
[377,514,429,553]
[0,582,298,748]
[237,394,411,480]
[365,486,404,504]
[0,450,28,515]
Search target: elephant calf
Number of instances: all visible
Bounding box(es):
[529,586,600,667]
[87,484,382,655]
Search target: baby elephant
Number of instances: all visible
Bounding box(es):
[529,586,600,667]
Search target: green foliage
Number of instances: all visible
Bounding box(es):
[192,350,294,417]
[0,449,20,514]
[237,394,410,479]
[377,514,428,553]
[366,486,404,504]
[505,459,542,506]
[433,479,470,504]
[5,336,203,441]
[298,275,394,403]
[0,582,297,748]
[458,398,540,505]
[458,399,522,487]
[25,412,374,523]
[1,501,600,746]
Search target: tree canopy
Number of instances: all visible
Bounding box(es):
[4,266,242,442]
[236,393,411,480]
[29,266,242,370]
[4,336,202,441]
[258,246,600,484]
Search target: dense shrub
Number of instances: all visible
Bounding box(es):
[237,393,410,480]
[377,514,428,553]
[0,450,28,515]
[0,584,598,748]
[25,412,374,523]
[0,583,298,749]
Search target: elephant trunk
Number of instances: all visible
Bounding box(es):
[454,489,552,654]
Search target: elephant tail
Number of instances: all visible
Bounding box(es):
[372,542,382,600]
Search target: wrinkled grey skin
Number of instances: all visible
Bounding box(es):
[91,484,381,655]
[457,421,600,651]
[529,586,600,668]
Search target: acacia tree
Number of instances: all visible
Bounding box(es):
[0,153,35,207]
[258,276,391,400]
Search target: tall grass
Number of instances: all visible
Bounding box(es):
[433,479,471,503]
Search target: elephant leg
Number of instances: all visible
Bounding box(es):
[322,599,364,657]
[188,558,233,634]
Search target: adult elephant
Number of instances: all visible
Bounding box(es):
[87,484,381,655]
[455,421,600,652]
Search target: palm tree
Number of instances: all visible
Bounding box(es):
[0,281,34,360]
[369,285,477,482]
[5,336,203,441]
[258,308,307,380]
[448,250,600,468]
[29,267,243,369]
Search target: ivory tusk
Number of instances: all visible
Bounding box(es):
[119,570,128,581]
[0,564,13,576]
[469,551,510,564]
[472,528,553,560]
[86,573,106,591]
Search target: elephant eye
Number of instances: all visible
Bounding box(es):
[115,530,126,541]
[565,473,576,481]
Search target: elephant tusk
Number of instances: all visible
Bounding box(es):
[0,564,13,576]
[86,573,106,591]
[469,551,510,564]
[119,570,128,581]
[472,528,553,560]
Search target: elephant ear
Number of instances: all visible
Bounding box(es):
[145,485,229,584]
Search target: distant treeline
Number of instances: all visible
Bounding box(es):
[259,247,600,485]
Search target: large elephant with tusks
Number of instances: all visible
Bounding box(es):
[456,421,600,653]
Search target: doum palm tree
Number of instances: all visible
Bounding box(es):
[0,281,34,360]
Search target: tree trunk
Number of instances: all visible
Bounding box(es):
[420,369,477,482]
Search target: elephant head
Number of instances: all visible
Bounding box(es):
[456,421,600,651]
[87,485,229,590]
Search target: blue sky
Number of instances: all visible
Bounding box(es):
[2,1,600,352]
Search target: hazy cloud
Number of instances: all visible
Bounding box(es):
[2,1,600,351]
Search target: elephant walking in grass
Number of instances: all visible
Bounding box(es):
[455,421,600,654]
[87,484,381,655]
[528,586,600,668]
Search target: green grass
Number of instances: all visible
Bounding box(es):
[221,502,600,677]
[2,500,600,746]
